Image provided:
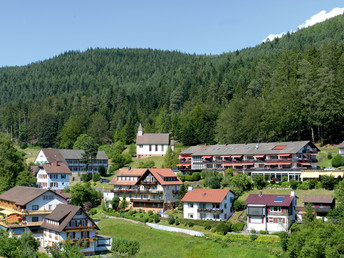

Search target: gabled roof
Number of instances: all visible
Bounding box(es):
[41,204,99,232]
[181,189,233,203]
[42,163,71,174]
[109,168,182,186]
[244,194,294,207]
[339,141,344,149]
[180,141,318,156]
[0,186,65,206]
[136,133,171,145]
[41,149,108,162]
[303,196,334,204]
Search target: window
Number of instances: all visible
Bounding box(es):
[139,145,143,148]
[224,203,227,209]
[213,214,220,219]
[32,217,39,222]
[71,220,75,227]
[268,217,274,223]
[270,207,281,212]
[155,145,158,151]
[149,145,152,152]
[278,218,284,223]
[188,214,193,218]
[32,205,39,210]
[189,203,193,208]
[161,145,164,152]
[61,174,66,179]
[212,203,220,209]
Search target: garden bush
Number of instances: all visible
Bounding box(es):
[231,222,245,232]
[154,214,160,223]
[175,219,180,225]
[259,230,269,235]
[204,222,211,230]
[168,215,175,225]
[215,222,230,235]
[112,238,140,256]
[233,199,244,211]
[148,210,153,216]
[250,234,258,241]
[88,208,97,216]
[93,173,101,182]
[82,173,90,182]
[188,221,194,227]
[148,218,153,223]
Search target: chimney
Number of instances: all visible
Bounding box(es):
[188,186,193,192]
[259,190,262,197]
[128,166,131,171]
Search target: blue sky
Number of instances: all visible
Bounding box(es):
[0,0,343,67]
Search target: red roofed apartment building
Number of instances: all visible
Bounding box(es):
[104,168,182,212]
[136,124,175,158]
[181,188,235,221]
[244,191,296,232]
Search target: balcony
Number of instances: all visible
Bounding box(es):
[62,237,98,244]
[112,189,163,194]
[268,210,290,216]
[141,181,157,185]
[65,225,97,231]
[197,208,223,214]
[312,206,331,213]
[130,198,164,203]
[0,221,43,228]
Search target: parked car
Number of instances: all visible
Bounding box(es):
[100,178,110,183]
[324,167,335,171]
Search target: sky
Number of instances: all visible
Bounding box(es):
[0,0,343,67]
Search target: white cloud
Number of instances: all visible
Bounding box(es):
[263,32,286,42]
[298,8,344,29]
[263,7,344,42]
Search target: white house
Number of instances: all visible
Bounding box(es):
[339,141,344,156]
[34,149,108,175]
[136,124,174,158]
[41,204,110,256]
[104,168,182,212]
[244,191,296,233]
[31,162,71,190]
[0,186,67,239]
[181,188,235,221]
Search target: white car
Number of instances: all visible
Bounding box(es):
[324,167,335,171]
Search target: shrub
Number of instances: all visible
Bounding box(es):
[93,173,101,182]
[88,208,97,216]
[332,154,343,167]
[232,223,245,232]
[112,238,140,256]
[175,219,180,225]
[154,214,160,223]
[250,234,258,241]
[259,230,269,235]
[215,222,230,235]
[297,181,310,190]
[204,222,211,230]
[128,209,136,216]
[99,166,107,176]
[188,221,194,227]
[327,152,333,159]
[148,218,153,223]
[177,173,185,182]
[250,229,256,234]
[82,173,90,182]
[289,179,299,190]
[168,215,175,225]
[148,210,153,216]
[233,199,244,211]
[185,172,201,181]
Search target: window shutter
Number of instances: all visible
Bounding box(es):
[267,207,270,212]
[262,217,264,223]
[266,217,268,222]
[281,208,284,213]
[249,217,251,223]
[274,218,277,223]
[283,218,285,223]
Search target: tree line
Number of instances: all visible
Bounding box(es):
[1,15,344,147]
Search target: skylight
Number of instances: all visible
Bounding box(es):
[273,145,286,150]
[274,196,285,202]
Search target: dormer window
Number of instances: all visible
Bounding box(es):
[270,207,281,212]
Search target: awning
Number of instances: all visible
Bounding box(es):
[309,153,318,156]
[278,154,291,157]
[300,162,311,166]
[178,156,191,159]
[231,155,243,158]
[265,163,280,165]
[202,156,212,158]
[254,155,265,158]
[279,162,292,165]
[222,163,243,166]
[177,164,191,166]
[242,163,254,165]
[221,155,232,158]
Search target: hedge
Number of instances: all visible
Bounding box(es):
[205,233,280,246]
[112,238,140,255]
[231,222,245,232]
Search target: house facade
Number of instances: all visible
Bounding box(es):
[41,204,105,256]
[297,195,335,221]
[104,168,182,212]
[181,188,235,221]
[31,162,71,190]
[339,141,344,156]
[178,141,319,181]
[136,124,174,158]
[34,149,108,175]
[244,192,296,233]
[0,186,67,239]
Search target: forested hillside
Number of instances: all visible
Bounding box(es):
[1,14,344,148]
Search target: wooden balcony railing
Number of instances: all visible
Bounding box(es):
[197,208,223,214]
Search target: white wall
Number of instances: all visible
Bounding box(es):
[35,150,48,164]
[137,144,173,157]
[36,169,70,190]
[26,192,67,211]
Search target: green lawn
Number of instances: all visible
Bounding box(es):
[96,219,280,258]
[128,155,165,168]
[20,146,41,164]
[238,189,334,204]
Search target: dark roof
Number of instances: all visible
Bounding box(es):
[42,162,71,174]
[136,133,171,145]
[0,186,64,206]
[29,166,39,175]
[180,141,318,156]
[303,196,334,204]
[244,194,294,207]
[41,204,99,232]
[53,190,71,199]
[181,189,233,203]
[42,149,108,162]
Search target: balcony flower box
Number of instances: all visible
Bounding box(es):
[55,236,58,240]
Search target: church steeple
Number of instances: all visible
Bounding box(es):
[138,123,143,136]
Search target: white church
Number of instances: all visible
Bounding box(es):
[136,124,174,158]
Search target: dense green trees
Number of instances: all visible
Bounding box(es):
[2,15,344,147]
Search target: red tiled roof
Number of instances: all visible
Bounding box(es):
[42,163,71,174]
[181,189,232,203]
[109,168,146,186]
[244,194,294,207]
[149,168,182,186]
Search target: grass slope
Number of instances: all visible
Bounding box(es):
[97,219,279,258]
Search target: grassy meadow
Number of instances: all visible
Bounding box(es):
[96,218,281,258]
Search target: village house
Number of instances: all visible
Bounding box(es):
[30,162,71,190]
[178,141,319,181]
[34,149,108,178]
[181,188,235,221]
[244,191,296,233]
[339,141,344,156]
[136,124,174,158]
[41,204,111,255]
[297,195,335,221]
[0,186,67,240]
[103,168,182,212]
